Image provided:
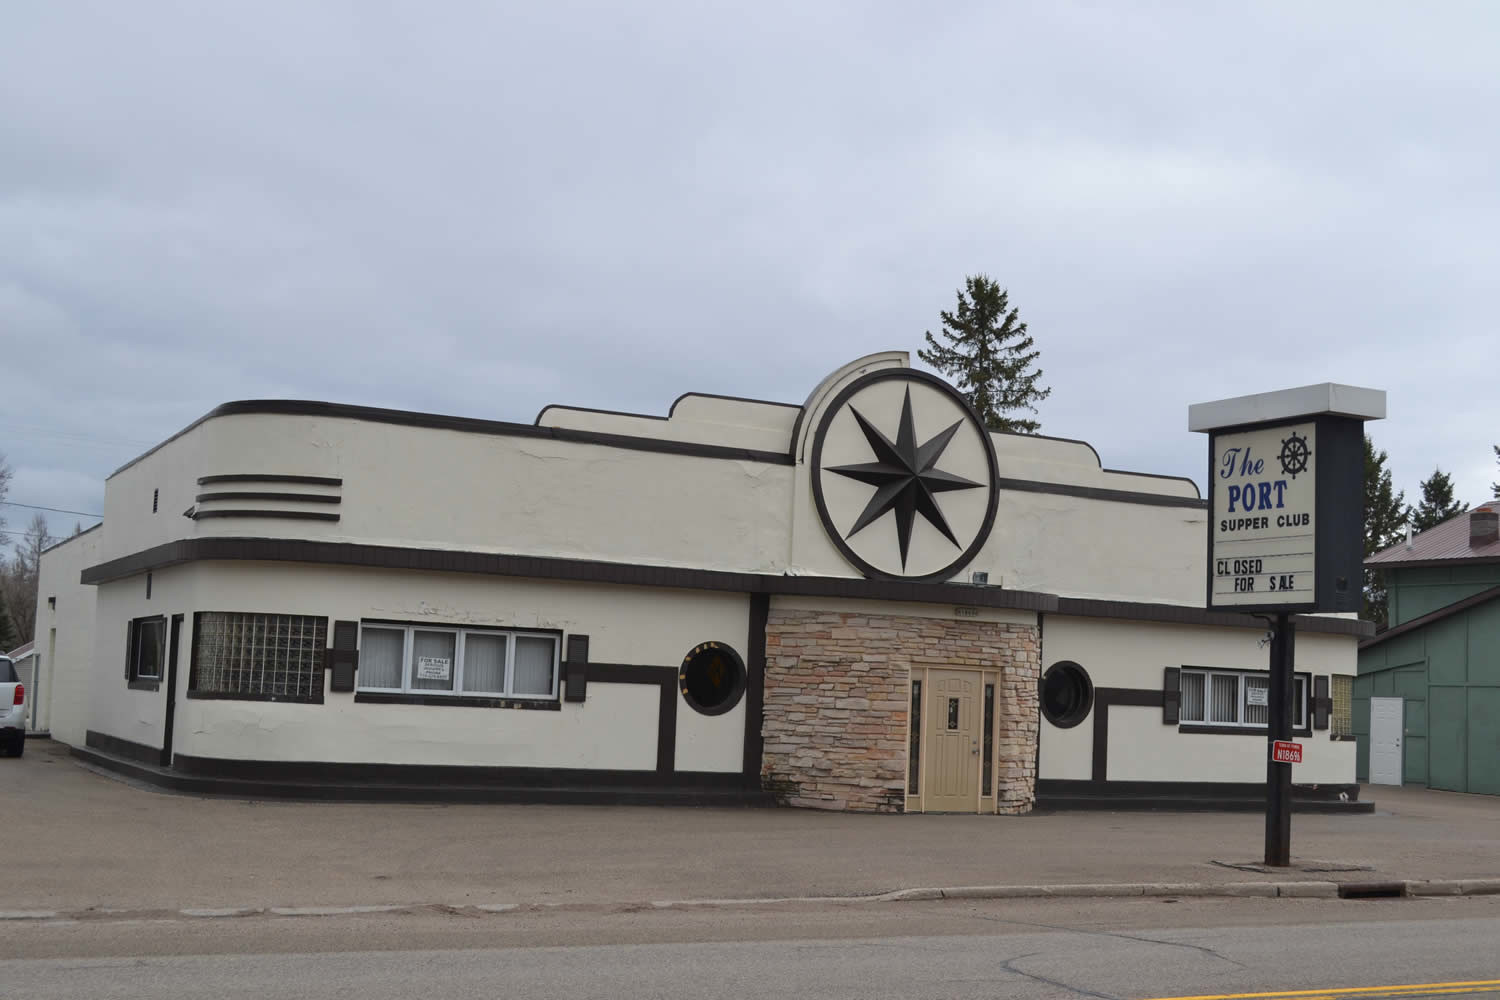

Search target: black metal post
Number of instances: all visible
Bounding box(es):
[1264,612,1294,866]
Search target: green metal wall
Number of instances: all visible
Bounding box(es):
[1386,564,1500,628]
[1357,569,1500,795]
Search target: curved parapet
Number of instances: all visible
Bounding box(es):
[788,351,909,464]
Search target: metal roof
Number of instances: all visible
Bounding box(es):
[1366,502,1500,567]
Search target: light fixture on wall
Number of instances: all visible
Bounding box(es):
[970,571,989,586]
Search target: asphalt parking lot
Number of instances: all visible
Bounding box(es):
[6,738,1500,912]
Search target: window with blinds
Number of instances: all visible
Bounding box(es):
[190,612,327,702]
[357,623,560,700]
[1179,668,1308,730]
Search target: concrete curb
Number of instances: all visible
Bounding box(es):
[4,878,1499,922]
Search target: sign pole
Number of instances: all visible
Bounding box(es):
[1264,611,1295,866]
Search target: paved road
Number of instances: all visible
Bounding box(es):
[8,741,1500,912]
[4,895,1498,999]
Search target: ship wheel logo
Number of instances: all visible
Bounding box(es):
[1278,432,1311,479]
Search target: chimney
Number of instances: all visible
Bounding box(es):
[1472,507,1500,548]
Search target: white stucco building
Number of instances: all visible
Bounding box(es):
[34,352,1371,811]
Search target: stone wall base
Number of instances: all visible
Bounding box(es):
[761,608,1040,814]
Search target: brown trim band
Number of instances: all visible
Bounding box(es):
[78,537,1378,637]
[185,690,324,705]
[190,510,341,522]
[1359,583,1500,649]
[1090,687,1164,782]
[196,492,342,504]
[78,536,1058,611]
[995,477,1205,510]
[353,693,561,711]
[120,402,1209,513]
[1057,597,1375,637]
[1179,723,1314,738]
[198,474,344,487]
[115,400,795,478]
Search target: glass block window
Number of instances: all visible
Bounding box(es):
[1331,674,1353,739]
[357,623,559,700]
[191,612,327,702]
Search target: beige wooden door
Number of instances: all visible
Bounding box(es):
[924,669,981,812]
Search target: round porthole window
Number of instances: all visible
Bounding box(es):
[1040,660,1093,728]
[679,641,746,716]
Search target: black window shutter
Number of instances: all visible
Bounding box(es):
[329,620,359,693]
[564,634,589,703]
[1313,674,1330,730]
[125,620,135,680]
[1162,667,1180,725]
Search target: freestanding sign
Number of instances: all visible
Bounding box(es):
[1191,383,1384,866]
[1210,421,1318,608]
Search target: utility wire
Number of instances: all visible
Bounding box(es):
[0,500,104,518]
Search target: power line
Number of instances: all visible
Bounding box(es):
[0,500,104,518]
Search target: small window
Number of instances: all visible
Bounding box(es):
[357,623,560,701]
[1331,675,1353,739]
[1179,667,1310,731]
[679,641,746,716]
[908,679,922,794]
[127,616,167,684]
[1040,661,1093,728]
[982,683,995,796]
[152,488,159,514]
[190,612,327,702]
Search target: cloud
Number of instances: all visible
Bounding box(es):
[1,0,1497,562]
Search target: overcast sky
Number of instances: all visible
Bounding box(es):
[2,2,1497,550]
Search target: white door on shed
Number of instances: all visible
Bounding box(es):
[1369,696,1404,786]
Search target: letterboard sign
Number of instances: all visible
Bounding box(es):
[1210,421,1317,607]
[1190,383,1385,615]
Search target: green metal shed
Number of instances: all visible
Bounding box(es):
[1356,504,1500,794]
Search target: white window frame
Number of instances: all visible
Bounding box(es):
[355,622,560,701]
[1180,667,1308,730]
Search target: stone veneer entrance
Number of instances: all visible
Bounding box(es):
[760,607,1041,813]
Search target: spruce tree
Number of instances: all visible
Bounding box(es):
[1412,468,1468,531]
[918,275,1051,433]
[0,587,17,653]
[1492,444,1499,499]
[1363,436,1410,628]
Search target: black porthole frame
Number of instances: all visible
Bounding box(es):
[809,368,1000,583]
[678,641,747,717]
[1039,660,1094,729]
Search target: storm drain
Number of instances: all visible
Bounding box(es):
[1337,881,1407,899]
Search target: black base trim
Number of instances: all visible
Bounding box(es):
[1036,779,1372,813]
[86,729,161,766]
[71,746,774,807]
[353,692,561,711]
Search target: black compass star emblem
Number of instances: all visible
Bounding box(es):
[826,387,984,570]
